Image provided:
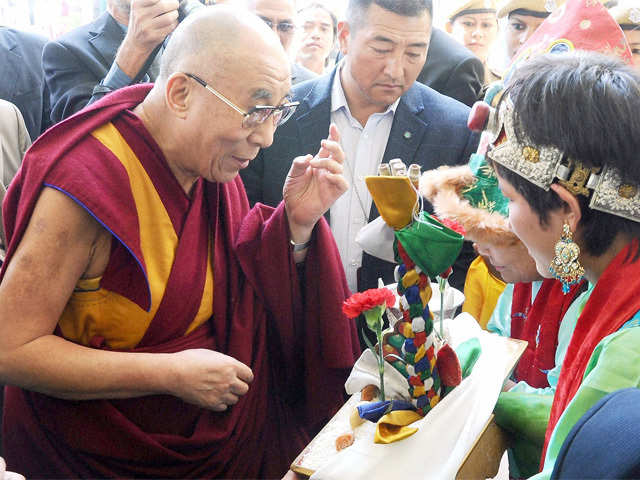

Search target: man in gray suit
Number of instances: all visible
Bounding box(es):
[0,27,49,140]
[242,0,478,299]
[43,0,179,124]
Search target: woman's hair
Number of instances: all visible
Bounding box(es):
[494,51,640,257]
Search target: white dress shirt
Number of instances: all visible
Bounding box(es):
[329,67,399,292]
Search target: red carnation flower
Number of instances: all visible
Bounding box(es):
[342,288,395,319]
[343,287,395,402]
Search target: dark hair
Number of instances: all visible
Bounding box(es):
[494,51,640,257]
[298,3,338,38]
[346,0,433,31]
[450,8,496,23]
[508,8,550,19]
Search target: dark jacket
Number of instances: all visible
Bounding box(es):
[417,28,485,107]
[0,27,49,140]
[42,12,150,124]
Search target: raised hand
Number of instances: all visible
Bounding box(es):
[169,349,254,412]
[283,124,348,239]
[115,0,180,79]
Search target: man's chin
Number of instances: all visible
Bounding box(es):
[206,170,240,184]
[371,89,405,107]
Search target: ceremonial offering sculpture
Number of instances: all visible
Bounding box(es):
[342,160,475,444]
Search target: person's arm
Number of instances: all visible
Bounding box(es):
[283,124,347,264]
[0,102,30,187]
[44,0,179,123]
[535,326,640,479]
[440,56,484,108]
[0,187,252,411]
[486,283,514,336]
[112,0,179,81]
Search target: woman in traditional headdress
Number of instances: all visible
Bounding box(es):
[490,50,640,479]
[496,0,560,60]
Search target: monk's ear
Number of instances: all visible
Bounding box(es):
[165,73,191,119]
[337,20,350,57]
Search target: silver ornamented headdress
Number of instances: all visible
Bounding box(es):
[488,98,640,223]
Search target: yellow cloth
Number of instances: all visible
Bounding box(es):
[374,410,423,444]
[57,123,214,349]
[446,0,497,20]
[365,176,417,230]
[462,256,506,329]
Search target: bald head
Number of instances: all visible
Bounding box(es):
[159,5,288,82]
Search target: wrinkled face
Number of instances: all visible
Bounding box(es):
[623,29,640,72]
[450,13,498,63]
[250,0,296,52]
[474,238,540,283]
[297,7,335,64]
[341,4,431,110]
[504,13,547,60]
[496,173,566,279]
[181,54,291,184]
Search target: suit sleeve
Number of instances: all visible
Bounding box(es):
[440,56,484,108]
[43,41,108,124]
[462,130,481,165]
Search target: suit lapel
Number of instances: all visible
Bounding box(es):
[382,84,429,165]
[295,69,335,155]
[294,69,336,223]
[88,12,125,70]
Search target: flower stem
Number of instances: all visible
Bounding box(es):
[376,324,385,401]
[438,276,446,339]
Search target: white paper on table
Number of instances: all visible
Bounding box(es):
[311,314,510,480]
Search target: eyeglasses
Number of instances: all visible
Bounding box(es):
[259,16,295,34]
[184,73,299,129]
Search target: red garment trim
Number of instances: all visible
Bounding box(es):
[511,279,583,388]
[542,240,640,465]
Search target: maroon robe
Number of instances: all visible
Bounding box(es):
[1,85,360,478]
